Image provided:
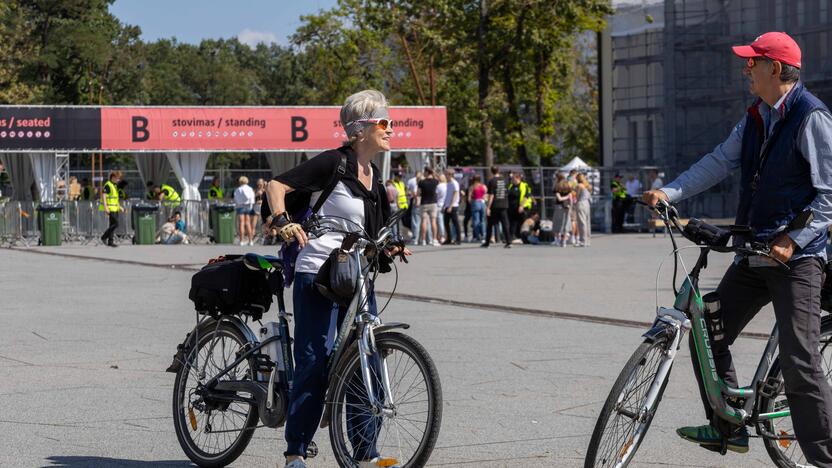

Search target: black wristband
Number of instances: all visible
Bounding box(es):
[271,212,291,229]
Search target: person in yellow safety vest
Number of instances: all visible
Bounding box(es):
[100,171,124,247]
[159,183,181,207]
[610,174,628,233]
[145,181,157,201]
[117,180,128,201]
[207,176,224,201]
[392,173,408,210]
[81,178,95,201]
[508,172,534,240]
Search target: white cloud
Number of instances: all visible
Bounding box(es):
[238,28,279,48]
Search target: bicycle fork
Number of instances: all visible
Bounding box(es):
[358,320,396,417]
[638,307,691,419]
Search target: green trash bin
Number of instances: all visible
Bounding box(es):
[37,203,64,246]
[211,203,236,244]
[131,204,159,245]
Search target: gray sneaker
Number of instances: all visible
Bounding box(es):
[284,458,307,468]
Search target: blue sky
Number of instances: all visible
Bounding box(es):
[109,0,339,47]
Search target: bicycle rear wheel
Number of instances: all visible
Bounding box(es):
[758,315,832,468]
[585,336,672,468]
[328,332,442,468]
[172,322,259,468]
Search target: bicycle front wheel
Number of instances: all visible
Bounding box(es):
[585,336,672,468]
[328,332,442,468]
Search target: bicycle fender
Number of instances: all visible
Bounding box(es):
[642,321,672,344]
[373,322,410,334]
[165,316,258,373]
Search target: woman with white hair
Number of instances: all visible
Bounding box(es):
[264,89,410,468]
[233,175,256,245]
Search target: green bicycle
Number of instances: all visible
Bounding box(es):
[584,201,832,468]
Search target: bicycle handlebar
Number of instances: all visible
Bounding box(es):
[638,199,790,270]
[301,212,408,262]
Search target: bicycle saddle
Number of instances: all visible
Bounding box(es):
[243,253,282,272]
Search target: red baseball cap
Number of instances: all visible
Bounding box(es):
[732,32,801,68]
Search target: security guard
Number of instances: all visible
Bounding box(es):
[81,178,95,201]
[610,174,627,233]
[117,180,128,201]
[159,183,181,208]
[207,176,224,201]
[145,181,157,201]
[100,171,124,247]
[392,172,408,211]
[508,172,533,239]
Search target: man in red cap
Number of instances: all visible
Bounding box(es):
[644,32,832,464]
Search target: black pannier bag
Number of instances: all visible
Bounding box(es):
[188,256,276,320]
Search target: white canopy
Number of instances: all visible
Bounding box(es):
[561,156,592,171]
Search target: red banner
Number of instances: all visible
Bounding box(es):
[100,107,445,151]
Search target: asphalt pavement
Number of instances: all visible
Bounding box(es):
[0,234,787,467]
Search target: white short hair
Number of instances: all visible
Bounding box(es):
[340,90,389,141]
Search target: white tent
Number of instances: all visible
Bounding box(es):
[560,156,591,172]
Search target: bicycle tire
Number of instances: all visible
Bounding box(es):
[758,315,832,468]
[172,322,259,468]
[585,336,672,468]
[328,332,442,468]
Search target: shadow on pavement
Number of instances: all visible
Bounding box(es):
[43,456,193,467]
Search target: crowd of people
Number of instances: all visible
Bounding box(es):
[382,166,596,249]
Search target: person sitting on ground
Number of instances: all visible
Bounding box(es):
[520,210,541,245]
[173,210,186,233]
[157,215,188,244]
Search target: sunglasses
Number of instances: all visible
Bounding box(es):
[350,118,394,131]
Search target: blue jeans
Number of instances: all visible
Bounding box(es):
[409,198,420,241]
[471,200,486,240]
[284,272,380,460]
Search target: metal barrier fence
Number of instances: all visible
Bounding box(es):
[0,199,258,247]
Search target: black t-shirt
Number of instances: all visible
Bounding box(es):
[271,145,390,237]
[418,178,439,205]
[488,177,508,210]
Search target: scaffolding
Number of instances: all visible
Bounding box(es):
[608,0,832,217]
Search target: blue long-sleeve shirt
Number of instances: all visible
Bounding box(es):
[660,88,832,261]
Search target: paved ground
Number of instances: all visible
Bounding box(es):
[0,234,788,467]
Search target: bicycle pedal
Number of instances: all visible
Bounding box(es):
[759,376,782,399]
[250,353,275,373]
[305,440,318,459]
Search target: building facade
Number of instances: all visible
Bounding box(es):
[605,0,832,217]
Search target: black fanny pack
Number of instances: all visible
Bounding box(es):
[314,246,361,306]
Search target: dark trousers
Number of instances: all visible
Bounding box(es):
[462,202,472,238]
[285,272,380,461]
[611,198,626,233]
[443,207,461,243]
[690,258,832,465]
[508,208,527,240]
[102,212,118,244]
[484,208,510,245]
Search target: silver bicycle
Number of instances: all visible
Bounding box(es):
[168,210,443,467]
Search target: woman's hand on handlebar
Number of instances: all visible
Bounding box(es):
[277,222,308,248]
[387,245,412,261]
[642,189,669,207]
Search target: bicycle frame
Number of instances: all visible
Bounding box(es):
[655,245,791,432]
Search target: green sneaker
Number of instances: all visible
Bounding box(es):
[676,424,749,453]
